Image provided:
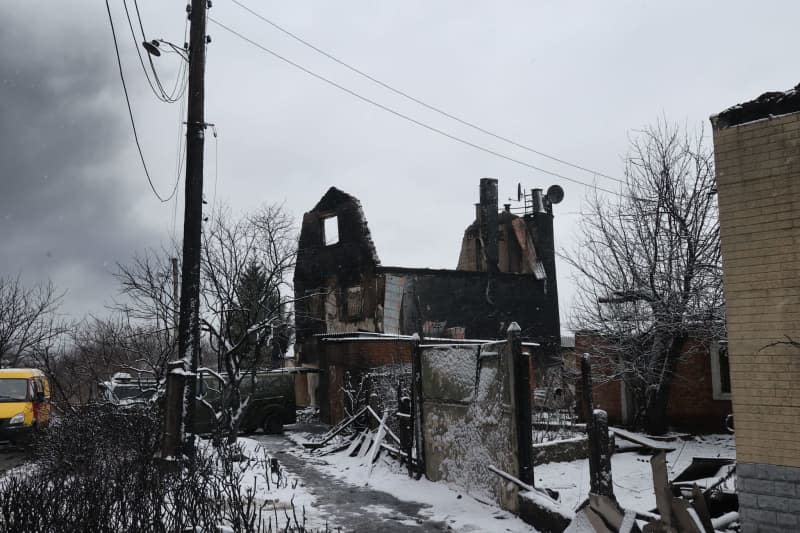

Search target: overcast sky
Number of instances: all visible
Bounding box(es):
[1,1,798,330]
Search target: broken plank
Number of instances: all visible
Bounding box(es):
[303,406,368,448]
[690,486,714,533]
[619,510,638,533]
[357,431,374,459]
[670,497,704,533]
[650,452,674,530]
[346,429,369,457]
[584,506,615,533]
[589,494,624,530]
[611,427,676,451]
[366,406,402,445]
[488,464,534,492]
[317,441,351,456]
[368,411,389,477]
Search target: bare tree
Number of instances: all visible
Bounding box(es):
[27,316,167,408]
[99,204,297,442]
[566,121,724,434]
[200,204,297,442]
[112,248,181,380]
[0,275,67,368]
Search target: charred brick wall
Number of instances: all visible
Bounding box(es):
[294,187,382,364]
[318,338,414,424]
[382,266,559,348]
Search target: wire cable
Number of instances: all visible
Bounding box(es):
[231,0,624,185]
[170,90,188,240]
[105,0,177,203]
[208,17,624,198]
[134,0,188,103]
[122,0,188,103]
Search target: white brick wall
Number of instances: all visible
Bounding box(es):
[712,112,800,468]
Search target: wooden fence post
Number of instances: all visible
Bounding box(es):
[411,333,426,478]
[508,322,534,485]
[159,360,186,462]
[591,409,614,498]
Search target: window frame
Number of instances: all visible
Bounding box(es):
[322,214,339,246]
[710,339,732,401]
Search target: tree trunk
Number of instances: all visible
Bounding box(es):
[643,335,686,435]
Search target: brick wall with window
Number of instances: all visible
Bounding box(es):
[574,334,731,430]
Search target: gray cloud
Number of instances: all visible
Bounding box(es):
[0,2,159,316]
[3,0,800,329]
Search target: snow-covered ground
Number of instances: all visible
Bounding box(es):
[235,438,326,531]
[536,434,736,514]
[315,444,538,532]
[239,428,735,531]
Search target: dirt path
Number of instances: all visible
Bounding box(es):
[255,432,451,532]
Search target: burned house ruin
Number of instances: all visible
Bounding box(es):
[293,178,563,407]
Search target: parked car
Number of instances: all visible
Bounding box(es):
[99,372,159,405]
[195,368,299,434]
[0,368,51,442]
[101,367,318,435]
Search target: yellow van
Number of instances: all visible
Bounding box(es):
[0,368,50,442]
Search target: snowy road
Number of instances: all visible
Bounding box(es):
[255,432,451,532]
[253,425,538,532]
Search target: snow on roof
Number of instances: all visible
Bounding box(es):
[711,82,800,129]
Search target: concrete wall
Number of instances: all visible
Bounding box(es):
[420,341,520,511]
[712,92,800,532]
[737,462,800,531]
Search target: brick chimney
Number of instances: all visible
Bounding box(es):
[479,178,499,273]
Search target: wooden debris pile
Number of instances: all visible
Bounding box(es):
[301,405,418,477]
[565,355,738,533]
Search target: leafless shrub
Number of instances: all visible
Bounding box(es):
[0,403,332,532]
[0,275,68,368]
[532,365,580,444]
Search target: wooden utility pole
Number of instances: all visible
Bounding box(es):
[160,0,208,460]
[171,257,179,332]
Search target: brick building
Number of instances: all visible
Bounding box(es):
[574,334,732,431]
[316,333,415,424]
[710,83,800,531]
[293,178,564,408]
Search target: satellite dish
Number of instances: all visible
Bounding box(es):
[546,184,564,204]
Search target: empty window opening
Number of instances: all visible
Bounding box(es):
[346,286,362,319]
[710,340,732,400]
[718,342,731,394]
[323,216,339,246]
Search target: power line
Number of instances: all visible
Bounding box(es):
[170,90,188,241]
[122,0,188,103]
[208,17,624,198]
[230,0,625,185]
[105,0,177,203]
[132,0,189,103]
